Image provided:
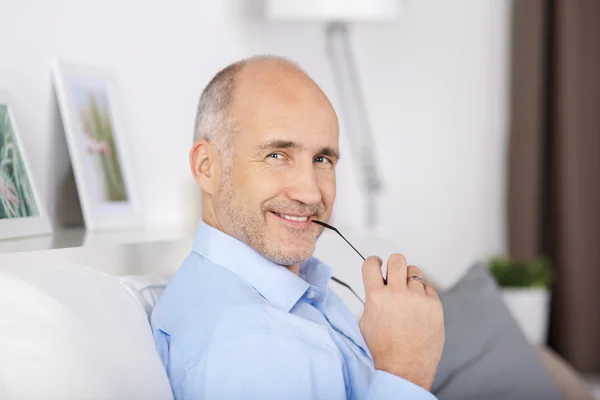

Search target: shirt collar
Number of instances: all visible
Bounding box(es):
[299,257,333,308]
[192,221,331,313]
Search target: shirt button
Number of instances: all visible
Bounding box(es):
[307,290,317,299]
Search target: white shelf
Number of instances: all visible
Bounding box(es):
[0,225,196,277]
[0,225,196,255]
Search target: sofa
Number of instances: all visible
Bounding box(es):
[0,233,594,399]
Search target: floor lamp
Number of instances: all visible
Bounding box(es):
[265,0,400,228]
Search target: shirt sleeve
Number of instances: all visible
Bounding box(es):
[367,370,438,400]
[174,332,347,400]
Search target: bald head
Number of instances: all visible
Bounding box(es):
[193,56,334,154]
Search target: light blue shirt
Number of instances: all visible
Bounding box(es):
[151,222,436,400]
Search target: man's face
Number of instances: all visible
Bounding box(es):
[213,79,339,266]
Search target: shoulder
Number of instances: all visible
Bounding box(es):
[168,292,339,369]
[152,251,267,335]
[152,251,338,361]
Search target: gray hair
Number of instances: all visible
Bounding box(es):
[193,55,301,153]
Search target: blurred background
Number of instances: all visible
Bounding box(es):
[0,0,597,394]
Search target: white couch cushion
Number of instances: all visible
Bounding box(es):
[0,264,173,400]
[117,273,171,318]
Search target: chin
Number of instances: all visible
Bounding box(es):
[261,221,320,264]
[266,242,315,266]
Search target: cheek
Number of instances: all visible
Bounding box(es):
[318,173,336,206]
[235,167,288,205]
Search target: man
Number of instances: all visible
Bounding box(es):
[151,56,445,399]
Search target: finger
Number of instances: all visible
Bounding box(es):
[361,256,385,293]
[386,254,408,289]
[406,265,426,294]
[425,283,440,300]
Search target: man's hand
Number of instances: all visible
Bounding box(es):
[359,254,445,391]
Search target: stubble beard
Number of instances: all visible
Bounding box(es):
[215,171,320,266]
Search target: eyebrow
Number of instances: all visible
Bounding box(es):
[319,147,341,160]
[259,139,302,151]
[259,139,340,160]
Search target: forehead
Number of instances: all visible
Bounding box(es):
[232,68,339,150]
[254,103,339,147]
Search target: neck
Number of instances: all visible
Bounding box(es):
[287,264,301,276]
[202,201,219,230]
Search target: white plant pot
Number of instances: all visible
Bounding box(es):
[501,287,550,345]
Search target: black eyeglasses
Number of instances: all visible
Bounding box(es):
[313,220,387,305]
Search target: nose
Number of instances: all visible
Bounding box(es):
[286,164,323,207]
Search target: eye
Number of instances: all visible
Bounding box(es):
[314,156,332,166]
[267,153,285,160]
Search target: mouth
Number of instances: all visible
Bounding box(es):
[269,211,315,228]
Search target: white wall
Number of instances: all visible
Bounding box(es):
[346,0,512,286]
[0,0,511,287]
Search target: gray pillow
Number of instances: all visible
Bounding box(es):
[432,263,560,400]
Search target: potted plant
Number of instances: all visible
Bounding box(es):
[489,255,552,345]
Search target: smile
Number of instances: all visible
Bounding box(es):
[277,213,308,222]
[270,212,314,226]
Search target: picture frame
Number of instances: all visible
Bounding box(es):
[0,92,53,239]
[51,59,142,231]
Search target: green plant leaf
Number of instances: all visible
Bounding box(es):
[488,255,552,288]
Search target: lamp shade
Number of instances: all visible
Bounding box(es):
[265,0,399,22]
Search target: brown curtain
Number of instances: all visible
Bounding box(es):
[509,0,600,373]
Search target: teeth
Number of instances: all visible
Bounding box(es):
[279,214,308,222]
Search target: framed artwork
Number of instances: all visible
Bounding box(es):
[52,59,141,231]
[0,92,53,239]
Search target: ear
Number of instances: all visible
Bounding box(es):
[190,138,220,195]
